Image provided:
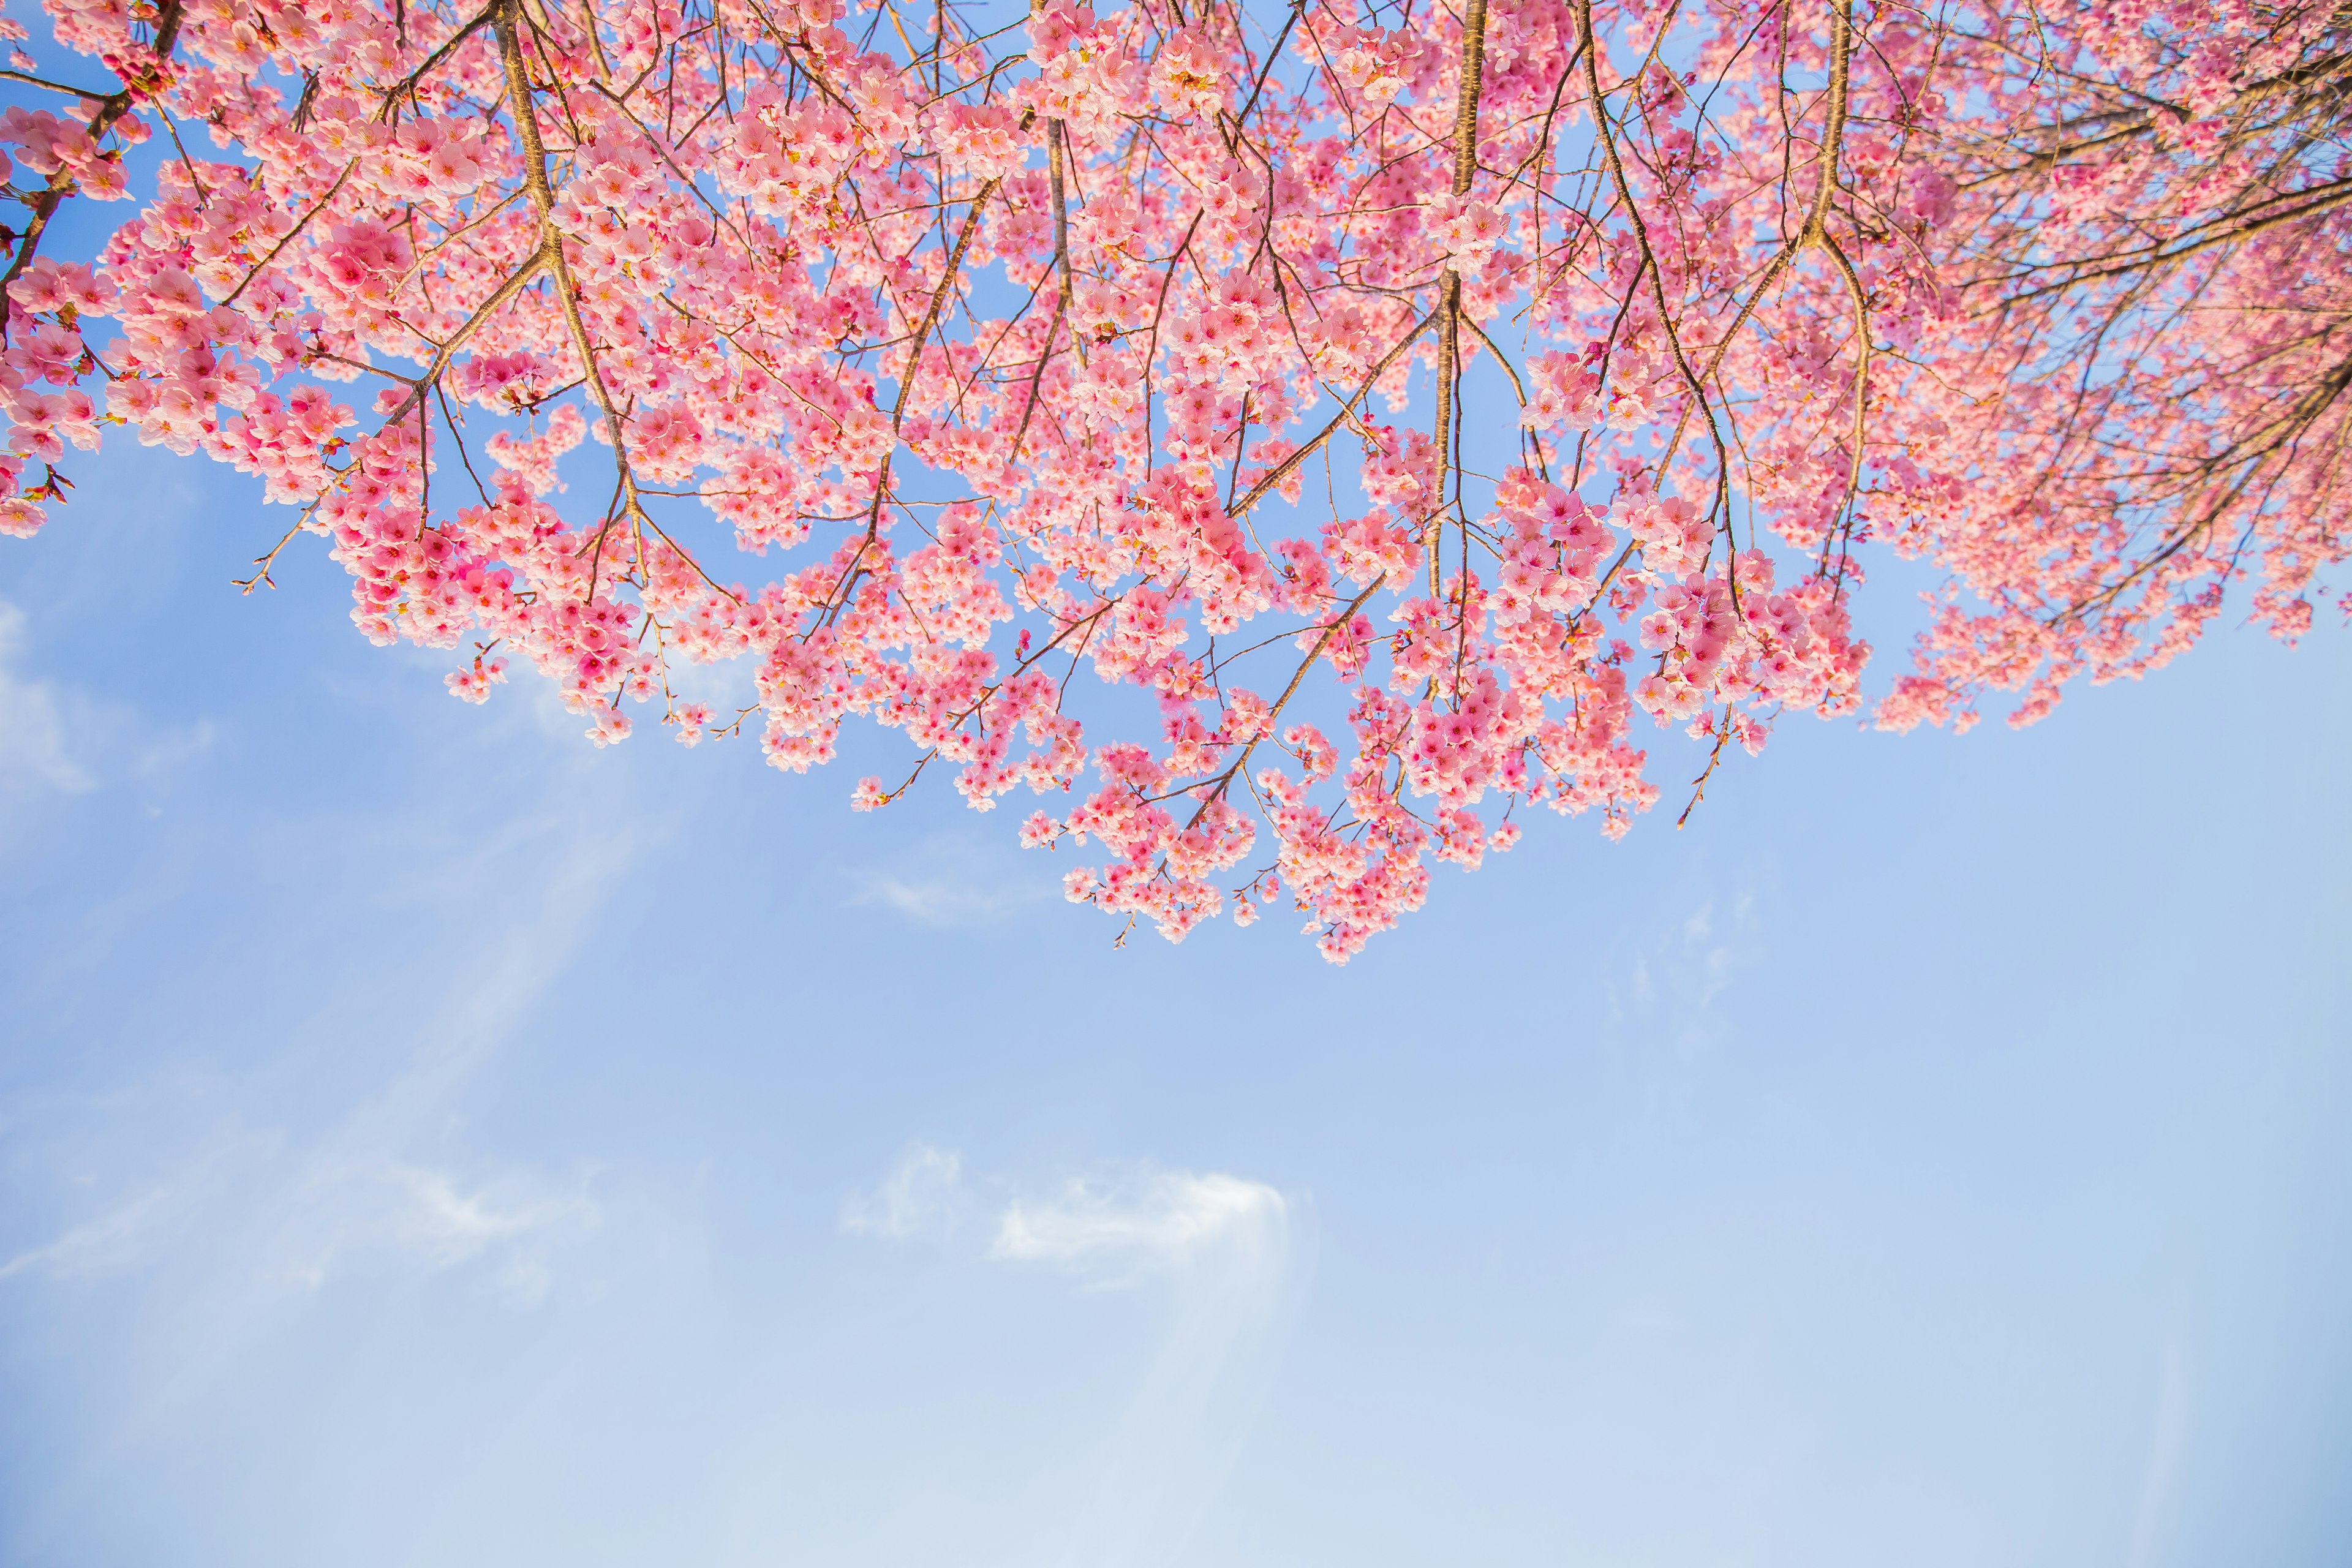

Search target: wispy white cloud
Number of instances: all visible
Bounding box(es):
[1009,1164,1303,1568]
[132,718,216,784]
[0,600,94,794]
[850,869,1047,927]
[844,1148,1305,1567]
[2,784,639,1321]
[0,1186,177,1281]
[279,1161,599,1292]
[1611,889,1757,1049]
[0,600,216,821]
[842,1150,1290,1281]
[847,833,1052,929]
[1681,899,1739,1008]
[840,1144,963,1238]
[993,1169,1287,1284]
[249,799,634,1301]
[0,1154,598,1305]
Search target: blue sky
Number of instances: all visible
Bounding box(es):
[2,424,2348,1567]
[0,5,2348,1553]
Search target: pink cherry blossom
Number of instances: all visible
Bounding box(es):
[0,0,2339,959]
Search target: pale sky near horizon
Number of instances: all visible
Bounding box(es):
[3,420,2348,1568]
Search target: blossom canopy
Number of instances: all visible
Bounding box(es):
[0,0,2341,957]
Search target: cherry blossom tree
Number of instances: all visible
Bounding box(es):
[0,0,2339,959]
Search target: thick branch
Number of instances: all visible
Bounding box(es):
[1430,0,1491,596]
[0,0,184,341]
[1231,307,1440,518]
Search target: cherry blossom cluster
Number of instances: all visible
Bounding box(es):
[0,0,2336,958]
[1853,0,2352,730]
